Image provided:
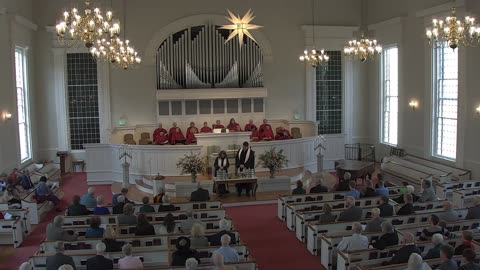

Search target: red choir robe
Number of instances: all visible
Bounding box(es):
[169,127,186,144]
[275,128,292,140]
[261,127,275,141]
[213,124,225,129]
[200,126,213,133]
[227,123,242,132]
[186,127,198,144]
[244,123,257,132]
[259,123,272,133]
[250,130,261,142]
[153,128,169,145]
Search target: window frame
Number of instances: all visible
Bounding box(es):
[380,45,399,146]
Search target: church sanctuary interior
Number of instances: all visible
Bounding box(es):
[3,0,480,269]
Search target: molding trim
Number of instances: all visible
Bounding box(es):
[368,17,405,30]
[156,87,267,100]
[415,0,465,18]
[13,15,37,31]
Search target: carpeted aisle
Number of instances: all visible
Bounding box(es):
[226,204,324,270]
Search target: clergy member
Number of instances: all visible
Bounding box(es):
[227,118,242,132]
[214,150,230,196]
[235,142,255,197]
[200,122,213,133]
[213,120,225,129]
[244,119,257,132]
[153,123,169,145]
[169,122,186,145]
[250,126,261,142]
[186,122,198,145]
[259,119,272,133]
[261,125,275,141]
[275,126,292,140]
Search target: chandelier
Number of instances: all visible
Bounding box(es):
[90,38,141,69]
[426,7,480,50]
[344,33,382,62]
[299,0,328,67]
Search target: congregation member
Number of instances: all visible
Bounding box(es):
[388,232,421,265]
[438,201,460,222]
[244,119,257,132]
[158,213,177,234]
[169,122,186,144]
[423,234,444,260]
[190,182,210,201]
[135,213,155,236]
[418,180,437,202]
[397,193,416,215]
[81,187,97,207]
[405,253,429,270]
[181,210,200,233]
[93,195,110,215]
[375,181,390,197]
[259,119,271,133]
[0,185,22,207]
[260,125,275,141]
[139,196,155,213]
[18,262,32,270]
[466,196,480,219]
[336,172,352,191]
[213,120,225,129]
[292,180,306,195]
[118,203,137,225]
[46,241,76,270]
[212,234,240,263]
[235,141,255,197]
[275,126,292,140]
[338,196,363,222]
[249,126,261,142]
[118,243,143,269]
[190,223,208,248]
[46,216,79,241]
[7,168,21,185]
[0,173,7,192]
[153,187,165,203]
[209,219,236,246]
[345,181,360,199]
[59,265,74,270]
[67,195,89,216]
[459,249,480,270]
[337,222,369,252]
[454,230,477,255]
[419,214,450,241]
[227,118,242,131]
[214,150,230,196]
[212,253,236,270]
[85,216,105,238]
[185,258,199,270]
[200,122,213,133]
[362,180,376,197]
[19,169,34,191]
[112,195,126,214]
[158,195,176,212]
[310,179,328,193]
[394,185,418,204]
[112,188,131,206]
[365,208,385,232]
[378,195,394,217]
[102,226,124,252]
[153,123,169,145]
[172,237,201,266]
[36,176,61,211]
[318,203,336,224]
[86,242,114,270]
[438,245,458,270]
[186,122,199,144]
[371,221,398,250]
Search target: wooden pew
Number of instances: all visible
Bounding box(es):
[437,181,480,201]
[144,260,258,270]
[380,160,433,192]
[396,218,480,239]
[85,201,223,215]
[452,187,480,208]
[21,184,62,224]
[402,155,471,181]
[383,156,453,184]
[2,208,32,236]
[0,216,24,248]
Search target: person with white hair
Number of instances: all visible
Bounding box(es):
[86,242,113,270]
[212,234,240,263]
[371,221,399,250]
[46,215,79,241]
[81,187,97,207]
[337,222,369,252]
[190,223,208,248]
[397,193,416,215]
[466,196,480,220]
[112,188,131,206]
[46,241,76,270]
[58,265,75,270]
[118,243,143,269]
[365,208,385,232]
[181,209,200,233]
[18,262,32,270]
[388,232,421,265]
[93,195,110,215]
[423,233,444,260]
[404,253,429,270]
[336,172,352,191]
[212,253,236,270]
[209,219,236,246]
[185,258,199,270]
[337,196,363,222]
[395,185,418,204]
[112,194,126,214]
[157,194,176,212]
[438,201,460,222]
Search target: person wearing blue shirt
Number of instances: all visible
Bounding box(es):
[93,195,111,215]
[211,234,239,263]
[85,216,105,238]
[36,177,61,211]
[20,170,34,190]
[0,173,7,192]
[345,181,360,199]
[81,187,97,207]
[375,180,390,197]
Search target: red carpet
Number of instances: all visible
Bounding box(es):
[226,204,324,270]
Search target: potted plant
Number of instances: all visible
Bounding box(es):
[176,153,206,183]
[258,147,288,178]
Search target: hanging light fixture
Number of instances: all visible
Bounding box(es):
[220,9,263,46]
[299,0,329,67]
[425,7,480,50]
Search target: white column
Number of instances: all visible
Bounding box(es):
[97,62,112,144]
[52,48,69,152]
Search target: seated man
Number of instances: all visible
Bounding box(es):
[36,176,61,211]
[292,180,306,195]
[118,203,137,225]
[227,118,242,132]
[112,195,126,214]
[186,122,199,145]
[46,241,76,270]
[378,195,394,217]
[417,180,437,202]
[423,233,444,260]
[275,126,292,140]
[259,119,271,134]
[438,201,460,222]
[139,196,155,213]
[7,168,21,185]
[244,119,257,132]
[19,169,34,191]
[86,242,113,270]
[249,126,261,142]
[46,216,79,241]
[209,219,236,246]
[212,234,239,263]
[190,182,210,202]
[345,180,360,199]
[153,123,169,145]
[365,208,384,232]
[200,122,213,133]
[67,195,89,216]
[213,120,225,129]
[438,245,458,270]
[397,193,415,215]
[336,172,352,191]
[112,188,131,206]
[169,122,186,145]
[337,222,369,252]
[337,196,362,222]
[158,194,176,212]
[466,196,480,219]
[81,187,97,207]
[388,232,421,265]
[309,179,328,193]
[261,125,275,141]
[370,221,398,250]
[375,180,389,197]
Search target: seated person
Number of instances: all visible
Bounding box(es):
[112,195,126,214]
[378,195,394,217]
[81,187,97,207]
[438,201,460,222]
[259,119,271,134]
[212,252,236,270]
[292,180,306,195]
[459,248,480,270]
[153,123,169,145]
[406,253,430,270]
[275,126,292,140]
[260,125,275,141]
[93,195,110,215]
[153,187,165,203]
[46,216,79,241]
[419,214,450,241]
[337,222,369,252]
[200,122,213,133]
[169,122,186,145]
[438,245,457,270]
[185,258,198,270]
[186,122,199,145]
[466,196,480,220]
[336,172,352,192]
[86,242,113,270]
[212,234,240,263]
[397,193,415,215]
[118,243,143,269]
[112,188,131,206]
[171,237,200,266]
[135,213,155,236]
[454,230,477,255]
[227,118,242,132]
[85,216,104,238]
[0,185,23,207]
[19,169,34,191]
[46,241,76,270]
[7,168,21,185]
[190,182,210,202]
[36,176,61,211]
[181,210,199,233]
[0,173,7,192]
[394,185,418,204]
[244,119,257,132]
[158,195,176,212]
[388,232,421,265]
[209,219,236,246]
[249,126,261,142]
[67,195,89,216]
[365,208,385,232]
[337,196,362,222]
[362,179,376,198]
[118,203,137,225]
[213,120,225,129]
[345,180,360,199]
[139,196,155,213]
[417,180,437,202]
[371,221,398,250]
[310,179,328,193]
[375,180,390,197]
[214,151,230,196]
[190,223,208,249]
[423,233,444,260]
[318,203,336,224]
[157,213,177,234]
[102,226,125,252]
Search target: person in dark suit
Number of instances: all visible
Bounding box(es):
[309,179,328,193]
[190,182,210,202]
[466,196,480,220]
[46,241,76,270]
[292,180,306,195]
[208,219,236,246]
[214,150,230,196]
[378,195,394,217]
[112,195,126,214]
[171,237,200,266]
[362,180,376,198]
[102,226,124,253]
[67,195,90,216]
[423,234,444,260]
[388,232,421,265]
[371,221,399,250]
[86,242,113,270]
[318,203,336,224]
[337,196,363,222]
[158,195,176,212]
[112,188,131,206]
[396,193,415,215]
[235,141,255,197]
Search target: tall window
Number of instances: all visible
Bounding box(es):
[66,53,100,150]
[381,47,399,145]
[433,44,458,160]
[15,47,32,163]
[316,51,342,134]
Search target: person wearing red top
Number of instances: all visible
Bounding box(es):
[213,120,225,130]
[153,123,169,145]
[275,126,292,140]
[7,169,20,185]
[250,127,261,142]
[169,122,186,145]
[261,125,275,141]
[227,118,242,132]
[455,230,477,255]
[259,119,272,134]
[244,119,257,132]
[200,122,213,133]
[186,122,199,145]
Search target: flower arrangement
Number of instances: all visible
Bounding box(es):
[176,153,206,182]
[258,147,288,177]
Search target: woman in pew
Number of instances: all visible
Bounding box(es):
[371,221,399,250]
[85,216,105,239]
[118,243,143,269]
[419,215,450,241]
[190,223,209,248]
[135,213,155,236]
[423,234,444,260]
[102,226,124,252]
[157,213,177,234]
[93,195,110,215]
[318,203,336,224]
[67,195,89,216]
[404,253,429,270]
[172,237,201,266]
[397,193,416,216]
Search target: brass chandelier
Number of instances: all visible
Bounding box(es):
[344,33,382,62]
[90,38,141,69]
[426,7,480,50]
[299,0,329,67]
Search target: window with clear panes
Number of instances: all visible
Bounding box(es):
[381,46,399,146]
[15,46,32,162]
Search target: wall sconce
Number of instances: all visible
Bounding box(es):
[3,112,12,121]
[476,105,480,115]
[409,100,418,110]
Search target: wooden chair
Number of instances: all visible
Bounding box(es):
[123,133,136,145]
[139,132,152,145]
[291,127,302,139]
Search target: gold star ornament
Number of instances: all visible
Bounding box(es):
[220,9,263,46]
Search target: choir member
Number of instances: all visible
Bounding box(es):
[186,122,198,145]
[213,120,225,129]
[214,151,229,196]
[153,123,169,145]
[235,142,255,197]
[261,125,275,141]
[200,122,213,133]
[250,127,261,142]
[227,118,242,132]
[244,119,257,132]
[259,119,272,134]
[169,122,186,145]
[275,126,292,140]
